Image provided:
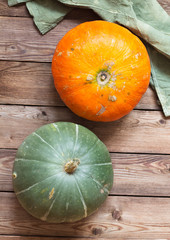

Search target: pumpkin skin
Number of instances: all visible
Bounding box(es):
[52,21,151,122]
[12,122,113,223]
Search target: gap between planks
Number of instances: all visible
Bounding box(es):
[0,104,161,111]
[2,148,170,155]
[1,190,170,199]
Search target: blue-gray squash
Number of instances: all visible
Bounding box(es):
[12,122,113,223]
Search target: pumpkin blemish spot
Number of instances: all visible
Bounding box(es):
[104,61,115,70]
[86,74,93,81]
[57,52,62,56]
[96,105,106,116]
[49,187,55,200]
[131,64,135,69]
[13,172,17,179]
[41,188,48,194]
[100,189,104,194]
[66,202,69,210]
[108,82,116,89]
[108,95,117,102]
[135,53,140,59]
[67,51,71,56]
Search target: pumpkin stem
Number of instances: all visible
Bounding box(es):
[64,158,80,174]
[97,71,111,86]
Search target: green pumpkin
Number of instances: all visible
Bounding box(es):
[12,122,113,223]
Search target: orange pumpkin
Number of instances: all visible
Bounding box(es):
[52,21,151,122]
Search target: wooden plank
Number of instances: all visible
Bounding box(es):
[113,153,170,196]
[0,237,94,240]
[1,149,170,196]
[0,105,169,153]
[0,61,58,106]
[0,106,165,152]
[0,0,29,17]
[0,61,160,110]
[0,149,14,192]
[1,192,170,238]
[0,237,151,240]
[0,17,83,62]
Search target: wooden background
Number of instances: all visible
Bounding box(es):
[0,0,170,239]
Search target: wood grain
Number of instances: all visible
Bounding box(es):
[0,237,161,240]
[0,0,29,17]
[0,17,93,62]
[0,237,100,240]
[1,192,170,238]
[0,105,169,153]
[1,149,170,196]
[0,61,160,110]
[0,61,58,106]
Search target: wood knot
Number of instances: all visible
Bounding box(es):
[36,111,48,120]
[159,119,166,125]
[92,227,103,235]
[112,209,122,221]
[42,111,47,116]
